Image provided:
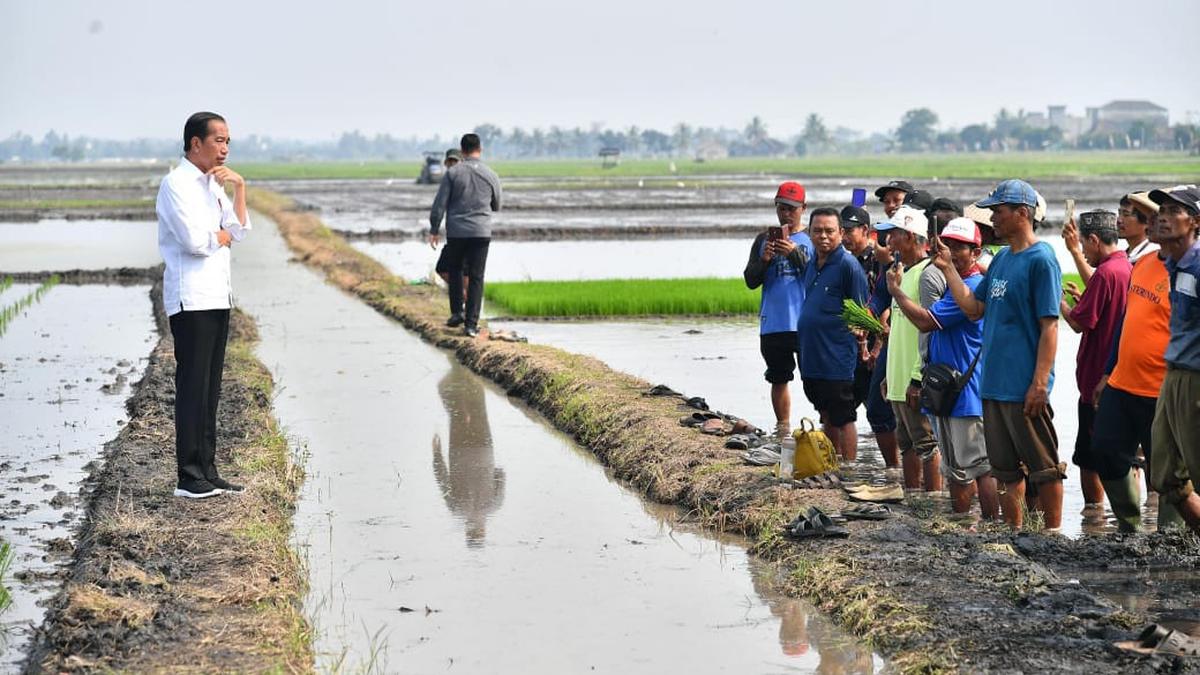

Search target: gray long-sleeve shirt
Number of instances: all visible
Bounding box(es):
[429,157,502,238]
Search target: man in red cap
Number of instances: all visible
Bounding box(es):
[744,181,814,437]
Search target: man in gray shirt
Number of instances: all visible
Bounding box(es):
[429,133,503,337]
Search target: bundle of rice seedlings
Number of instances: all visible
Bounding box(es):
[841,299,885,335]
[0,539,12,612]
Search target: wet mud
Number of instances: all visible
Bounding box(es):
[22,282,310,673]
[251,188,1199,673]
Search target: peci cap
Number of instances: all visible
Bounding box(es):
[939,217,982,246]
[1077,209,1118,235]
[1149,185,1200,216]
[976,179,1039,209]
[775,181,807,208]
[928,197,963,216]
[839,205,871,228]
[903,189,934,211]
[878,205,928,238]
[874,180,913,199]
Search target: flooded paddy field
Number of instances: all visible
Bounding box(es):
[0,220,159,272]
[0,282,155,668]
[235,214,879,672]
[264,174,1153,239]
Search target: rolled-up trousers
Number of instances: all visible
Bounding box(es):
[169,308,230,484]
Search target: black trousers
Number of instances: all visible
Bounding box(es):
[444,237,491,327]
[169,309,230,484]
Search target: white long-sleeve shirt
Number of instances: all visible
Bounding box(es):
[156,157,250,316]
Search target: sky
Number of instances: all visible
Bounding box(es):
[2,0,1198,141]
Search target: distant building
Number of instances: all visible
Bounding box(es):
[1086,100,1169,135]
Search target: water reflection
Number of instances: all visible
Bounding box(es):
[432,357,506,548]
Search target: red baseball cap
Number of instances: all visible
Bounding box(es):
[939,217,982,246]
[775,181,806,208]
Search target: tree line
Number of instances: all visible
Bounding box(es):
[3,109,1197,163]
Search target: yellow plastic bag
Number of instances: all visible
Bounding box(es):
[791,418,839,479]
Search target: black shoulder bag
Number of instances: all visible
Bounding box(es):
[920,347,982,418]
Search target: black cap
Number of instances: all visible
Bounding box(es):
[874,180,913,199]
[839,205,870,228]
[1149,186,1200,216]
[1078,209,1119,234]
[928,197,963,216]
[903,189,934,211]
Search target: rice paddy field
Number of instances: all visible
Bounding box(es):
[238,151,1200,181]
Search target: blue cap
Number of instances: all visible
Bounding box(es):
[873,220,897,231]
[976,179,1038,208]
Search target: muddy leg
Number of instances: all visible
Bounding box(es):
[836,421,857,462]
[923,451,943,492]
[770,383,790,433]
[1080,468,1106,507]
[1173,494,1200,533]
[1000,480,1025,529]
[976,475,1000,520]
[875,431,899,468]
[902,451,922,490]
[949,481,975,514]
[1036,479,1064,530]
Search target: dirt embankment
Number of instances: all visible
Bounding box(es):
[248,187,1199,674]
[24,282,311,673]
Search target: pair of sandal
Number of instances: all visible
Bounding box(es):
[1115,623,1200,657]
[740,445,782,466]
[846,483,905,504]
[786,472,843,490]
[843,503,893,521]
[725,433,768,451]
[782,506,848,539]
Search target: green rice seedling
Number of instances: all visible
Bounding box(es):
[484,277,759,317]
[841,299,885,334]
[0,538,12,612]
[0,275,60,337]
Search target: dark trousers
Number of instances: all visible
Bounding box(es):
[444,237,491,327]
[169,309,230,484]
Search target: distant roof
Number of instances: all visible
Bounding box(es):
[1099,100,1167,112]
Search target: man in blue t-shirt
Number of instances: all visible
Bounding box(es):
[934,179,1064,531]
[887,218,999,520]
[744,181,814,437]
[798,208,869,459]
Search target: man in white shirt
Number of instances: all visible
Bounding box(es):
[156,111,250,498]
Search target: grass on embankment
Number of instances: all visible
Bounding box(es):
[486,278,759,317]
[237,151,1200,181]
[0,198,152,211]
[485,274,1088,318]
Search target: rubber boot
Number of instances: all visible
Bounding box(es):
[1158,499,1185,530]
[1102,472,1141,533]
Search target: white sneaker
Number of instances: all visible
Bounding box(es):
[173,479,224,499]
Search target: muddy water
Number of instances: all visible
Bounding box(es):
[0,284,155,668]
[0,220,159,272]
[354,238,748,283]
[233,216,880,673]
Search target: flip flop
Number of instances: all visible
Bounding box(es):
[740,446,782,466]
[729,419,764,436]
[685,396,709,411]
[724,434,767,450]
[782,508,849,539]
[643,384,682,397]
[699,418,727,435]
[1115,624,1200,657]
[843,503,893,521]
[679,411,721,427]
[848,484,905,503]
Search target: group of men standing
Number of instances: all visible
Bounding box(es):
[747,176,1200,533]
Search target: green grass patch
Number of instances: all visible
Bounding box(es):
[485,277,759,317]
[0,198,152,210]
[0,538,12,612]
[237,151,1200,181]
[485,273,1087,318]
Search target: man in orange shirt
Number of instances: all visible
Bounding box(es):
[1091,196,1173,531]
